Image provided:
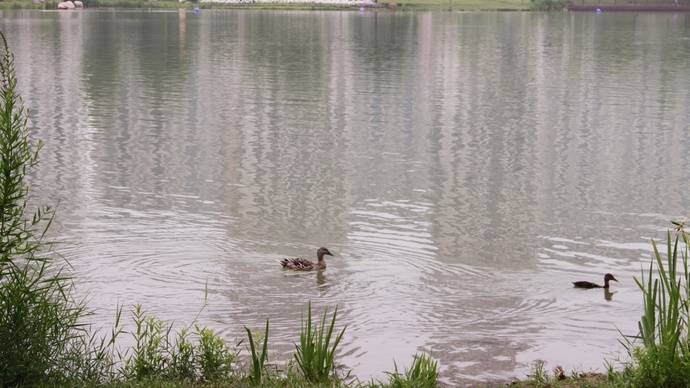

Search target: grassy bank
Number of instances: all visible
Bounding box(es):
[0,0,196,10]
[0,1,46,10]
[395,0,529,11]
[510,363,609,387]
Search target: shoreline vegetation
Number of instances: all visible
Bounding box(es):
[2,26,690,388]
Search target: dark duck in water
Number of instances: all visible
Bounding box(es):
[573,273,618,289]
[281,247,334,271]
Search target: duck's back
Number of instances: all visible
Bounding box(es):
[573,281,601,289]
[281,257,315,271]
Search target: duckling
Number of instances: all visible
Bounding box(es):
[281,247,334,271]
[573,273,618,289]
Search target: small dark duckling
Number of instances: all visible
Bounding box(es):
[281,247,334,271]
[573,273,618,289]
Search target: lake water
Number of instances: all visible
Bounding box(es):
[3,9,690,384]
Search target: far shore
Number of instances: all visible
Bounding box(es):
[566,3,690,12]
[0,0,533,11]
[6,0,690,12]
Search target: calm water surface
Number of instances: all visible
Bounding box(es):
[3,9,690,384]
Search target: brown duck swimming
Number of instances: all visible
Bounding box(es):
[281,247,334,271]
[573,273,618,289]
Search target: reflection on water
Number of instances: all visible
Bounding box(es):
[3,9,690,384]
[316,270,328,288]
[605,289,615,302]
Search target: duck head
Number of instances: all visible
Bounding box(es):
[604,273,618,282]
[317,247,334,260]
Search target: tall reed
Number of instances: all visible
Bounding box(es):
[245,319,269,384]
[621,226,690,387]
[125,305,171,380]
[0,31,87,386]
[294,302,346,383]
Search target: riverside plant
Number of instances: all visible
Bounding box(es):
[125,305,171,380]
[245,319,270,385]
[195,325,236,381]
[385,353,438,388]
[294,302,346,383]
[93,303,436,387]
[123,304,236,383]
[618,224,690,387]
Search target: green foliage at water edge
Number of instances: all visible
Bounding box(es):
[294,302,347,383]
[529,0,565,11]
[384,353,438,388]
[613,226,690,387]
[245,319,270,385]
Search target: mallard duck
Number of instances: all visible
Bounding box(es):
[280,247,334,271]
[573,273,618,289]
